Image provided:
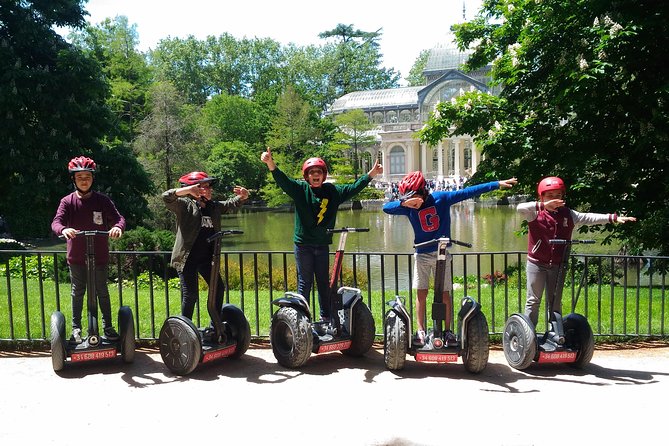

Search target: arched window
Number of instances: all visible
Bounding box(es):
[372,112,384,124]
[399,110,412,122]
[389,146,405,175]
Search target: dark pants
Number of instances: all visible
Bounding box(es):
[69,264,114,332]
[294,244,330,319]
[179,260,225,322]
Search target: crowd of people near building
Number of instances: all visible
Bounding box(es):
[378,175,469,201]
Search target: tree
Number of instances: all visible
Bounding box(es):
[206,142,267,194]
[266,85,322,162]
[134,81,196,192]
[69,16,152,142]
[333,109,376,179]
[406,49,430,86]
[0,0,148,237]
[199,93,267,147]
[319,24,401,97]
[419,1,669,256]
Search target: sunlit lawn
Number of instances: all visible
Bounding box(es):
[1,277,667,342]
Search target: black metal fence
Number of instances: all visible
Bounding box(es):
[1,248,667,346]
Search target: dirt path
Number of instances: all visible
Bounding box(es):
[1,343,668,446]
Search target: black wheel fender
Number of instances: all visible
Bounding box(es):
[342,301,375,357]
[159,316,202,375]
[462,311,489,374]
[50,311,67,372]
[383,310,408,371]
[502,313,537,370]
[118,306,135,363]
[221,304,251,358]
[270,306,313,369]
[564,313,594,368]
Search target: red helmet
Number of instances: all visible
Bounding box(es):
[398,171,426,196]
[68,156,96,173]
[537,176,566,197]
[179,171,217,186]
[302,157,328,181]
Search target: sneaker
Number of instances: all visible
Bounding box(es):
[71,328,82,343]
[414,329,426,346]
[103,326,120,341]
[444,330,457,347]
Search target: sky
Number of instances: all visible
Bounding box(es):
[78,0,484,85]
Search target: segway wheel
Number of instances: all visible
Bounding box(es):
[221,304,251,358]
[503,314,537,370]
[159,316,201,375]
[118,306,135,363]
[343,302,375,356]
[270,306,313,368]
[50,311,67,372]
[383,311,407,371]
[462,311,489,373]
[563,313,594,368]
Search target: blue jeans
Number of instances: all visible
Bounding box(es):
[294,244,331,319]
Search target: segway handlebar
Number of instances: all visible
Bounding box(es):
[58,230,111,240]
[549,239,596,245]
[326,227,370,234]
[207,229,244,243]
[414,237,472,249]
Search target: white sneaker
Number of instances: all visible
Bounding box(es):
[71,328,82,343]
[444,330,457,347]
[414,329,426,345]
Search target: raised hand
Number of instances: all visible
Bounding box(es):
[260,147,276,170]
[368,159,383,178]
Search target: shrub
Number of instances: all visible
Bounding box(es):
[0,238,28,263]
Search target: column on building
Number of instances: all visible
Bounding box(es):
[420,142,428,173]
[471,139,478,175]
[437,141,444,180]
[453,139,462,177]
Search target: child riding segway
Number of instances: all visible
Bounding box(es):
[50,156,134,372]
[159,230,251,375]
[503,239,596,369]
[50,231,135,371]
[503,176,636,370]
[383,237,489,373]
[270,227,376,368]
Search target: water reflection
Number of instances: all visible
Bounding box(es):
[221,202,620,255]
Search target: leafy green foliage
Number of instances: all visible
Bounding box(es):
[406,49,430,86]
[420,1,669,256]
[206,141,267,194]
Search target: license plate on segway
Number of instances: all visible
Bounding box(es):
[415,352,459,363]
[202,344,237,363]
[71,347,118,362]
[317,339,352,354]
[538,350,578,363]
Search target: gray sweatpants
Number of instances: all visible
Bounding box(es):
[524,260,566,327]
[69,263,114,332]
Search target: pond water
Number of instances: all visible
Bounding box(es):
[221,201,621,256]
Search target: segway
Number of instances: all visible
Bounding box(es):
[384,237,489,373]
[270,227,376,368]
[50,230,135,372]
[502,238,596,370]
[159,230,251,375]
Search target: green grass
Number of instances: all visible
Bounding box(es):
[1,277,667,343]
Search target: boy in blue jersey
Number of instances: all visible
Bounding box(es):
[383,171,517,345]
